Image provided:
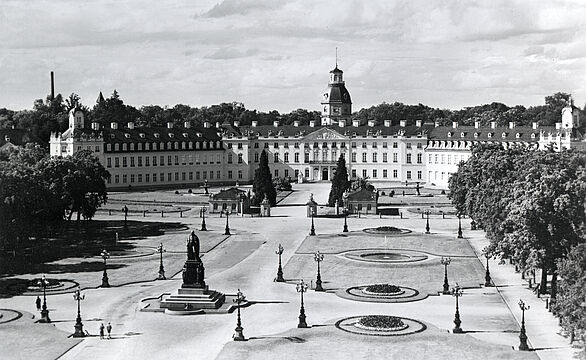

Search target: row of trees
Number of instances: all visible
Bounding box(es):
[0,145,110,253]
[1,91,584,144]
[448,144,586,335]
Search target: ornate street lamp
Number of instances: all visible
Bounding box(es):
[452,283,464,333]
[309,209,316,236]
[157,243,166,280]
[223,210,231,235]
[343,208,349,233]
[72,286,85,337]
[314,251,325,292]
[441,257,451,294]
[485,257,492,287]
[200,207,207,231]
[275,244,285,282]
[296,280,309,328]
[425,210,430,234]
[457,214,463,238]
[233,289,246,341]
[122,205,128,227]
[38,275,51,323]
[518,299,530,351]
[101,250,110,288]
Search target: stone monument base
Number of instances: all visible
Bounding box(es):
[160,285,225,311]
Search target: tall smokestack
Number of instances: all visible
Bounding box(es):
[50,71,55,100]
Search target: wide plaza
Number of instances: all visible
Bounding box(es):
[0,183,577,360]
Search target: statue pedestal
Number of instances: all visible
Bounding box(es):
[160,286,225,311]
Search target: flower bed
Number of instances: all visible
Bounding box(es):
[365,284,401,294]
[354,315,407,331]
[375,226,401,233]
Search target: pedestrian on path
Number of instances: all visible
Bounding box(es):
[106,322,112,339]
[99,323,105,339]
[35,296,41,311]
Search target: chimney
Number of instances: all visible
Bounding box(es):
[452,122,458,128]
[490,121,497,129]
[555,123,562,130]
[434,121,440,127]
[309,120,316,127]
[128,122,135,130]
[233,120,240,127]
[215,122,220,128]
[367,120,376,127]
[352,119,360,127]
[474,121,480,128]
[416,120,422,127]
[339,120,346,127]
[251,121,258,127]
[184,121,191,129]
[532,122,538,130]
[273,120,279,127]
[50,71,55,100]
[91,122,100,130]
[110,122,118,130]
[167,122,173,129]
[399,120,407,127]
[203,121,210,128]
[384,120,391,127]
[509,122,515,129]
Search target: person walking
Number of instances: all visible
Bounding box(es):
[106,322,112,339]
[35,296,41,311]
[99,323,105,339]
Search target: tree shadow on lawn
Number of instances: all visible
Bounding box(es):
[1,220,183,277]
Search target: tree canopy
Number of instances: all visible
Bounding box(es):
[328,154,350,206]
[252,150,276,207]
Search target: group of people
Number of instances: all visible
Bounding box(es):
[35,296,113,339]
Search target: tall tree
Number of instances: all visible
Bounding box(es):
[328,154,350,206]
[553,243,586,336]
[252,150,276,206]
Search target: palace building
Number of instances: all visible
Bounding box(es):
[50,64,585,190]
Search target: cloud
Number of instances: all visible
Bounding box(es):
[204,48,259,59]
[200,0,285,18]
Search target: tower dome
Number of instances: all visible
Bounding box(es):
[321,65,352,126]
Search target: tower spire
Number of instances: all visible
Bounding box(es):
[335,47,338,68]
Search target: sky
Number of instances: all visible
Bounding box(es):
[1,0,586,113]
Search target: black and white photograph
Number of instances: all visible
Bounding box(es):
[0,1,585,359]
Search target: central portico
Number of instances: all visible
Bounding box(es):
[304,127,349,181]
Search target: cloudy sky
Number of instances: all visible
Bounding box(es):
[1,0,586,113]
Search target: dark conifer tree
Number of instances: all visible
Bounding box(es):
[328,154,350,206]
[252,150,276,206]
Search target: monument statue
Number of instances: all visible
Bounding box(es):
[182,230,205,289]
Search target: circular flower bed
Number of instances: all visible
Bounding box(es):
[354,315,407,331]
[365,284,401,294]
[375,226,401,233]
[27,278,62,290]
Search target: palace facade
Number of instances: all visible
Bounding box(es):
[50,65,585,190]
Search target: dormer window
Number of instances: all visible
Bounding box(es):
[181,142,186,149]
[110,134,115,139]
[154,133,160,138]
[145,143,149,150]
[502,132,507,138]
[474,132,479,138]
[174,142,179,149]
[139,133,145,138]
[189,142,193,149]
[182,133,188,138]
[460,132,465,137]
[169,133,174,138]
[515,133,521,138]
[447,132,452,138]
[125,133,131,138]
[196,132,202,137]
[137,143,142,151]
[196,142,200,149]
[531,133,536,139]
[487,133,493,138]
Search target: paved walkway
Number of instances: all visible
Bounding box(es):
[466,232,577,360]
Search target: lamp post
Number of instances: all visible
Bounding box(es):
[122,205,128,227]
[309,209,316,236]
[200,207,207,231]
[314,251,325,292]
[484,257,492,287]
[233,289,246,341]
[425,210,430,234]
[457,214,463,238]
[518,299,530,351]
[101,250,110,288]
[343,208,349,233]
[157,243,166,280]
[72,286,85,337]
[441,257,451,294]
[452,283,463,333]
[38,275,51,323]
[296,280,309,328]
[223,210,231,235]
[275,244,285,282]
